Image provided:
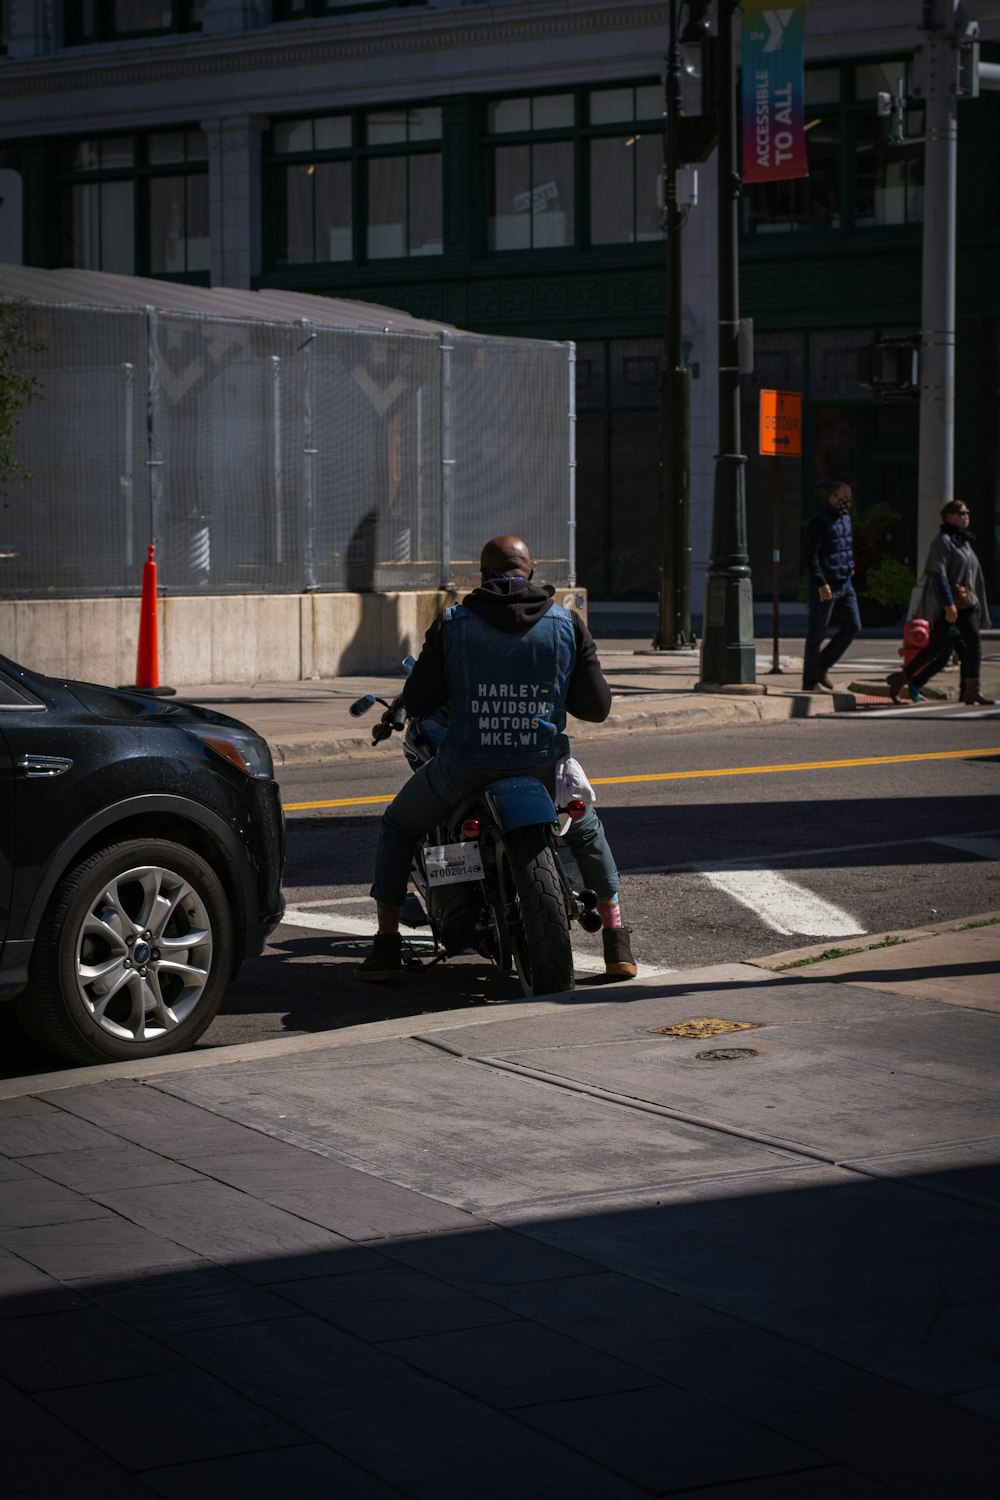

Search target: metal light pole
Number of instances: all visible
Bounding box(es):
[698,0,757,688]
[653,0,694,650]
[915,0,959,565]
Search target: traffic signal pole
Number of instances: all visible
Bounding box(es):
[915,0,959,565]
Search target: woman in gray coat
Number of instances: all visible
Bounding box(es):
[888,500,993,705]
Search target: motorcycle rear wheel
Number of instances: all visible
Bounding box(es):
[496,825,575,997]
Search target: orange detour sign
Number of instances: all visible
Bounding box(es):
[759,389,802,457]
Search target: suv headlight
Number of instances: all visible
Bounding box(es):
[188,728,275,779]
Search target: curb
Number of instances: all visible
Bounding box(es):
[0,959,765,1101]
[749,910,1000,971]
[268,691,839,766]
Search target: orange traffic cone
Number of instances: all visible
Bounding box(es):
[123,544,175,696]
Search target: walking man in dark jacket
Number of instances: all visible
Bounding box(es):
[802,480,861,691]
[355,534,636,984]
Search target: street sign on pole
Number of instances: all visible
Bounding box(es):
[759,388,802,456]
[758,389,803,676]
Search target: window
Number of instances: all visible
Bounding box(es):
[267,107,442,267]
[273,0,426,15]
[57,130,209,277]
[146,133,210,274]
[64,2,203,43]
[743,59,924,236]
[366,107,442,259]
[487,93,575,251]
[574,338,666,597]
[485,84,663,254]
[588,85,664,246]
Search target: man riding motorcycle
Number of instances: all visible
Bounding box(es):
[355,534,637,983]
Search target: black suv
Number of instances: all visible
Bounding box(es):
[0,654,285,1066]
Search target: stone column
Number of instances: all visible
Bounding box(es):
[201,115,268,289]
[6,0,57,56]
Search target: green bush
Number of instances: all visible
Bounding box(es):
[860,555,916,614]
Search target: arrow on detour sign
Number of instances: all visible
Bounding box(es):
[759,389,802,457]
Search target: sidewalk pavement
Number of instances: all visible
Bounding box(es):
[2,913,998,1496]
[174,637,999,767]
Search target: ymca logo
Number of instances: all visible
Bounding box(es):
[762,8,794,52]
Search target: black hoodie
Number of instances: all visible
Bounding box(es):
[403,579,612,724]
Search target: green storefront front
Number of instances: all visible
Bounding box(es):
[251,56,999,609]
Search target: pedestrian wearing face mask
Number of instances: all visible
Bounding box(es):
[801,481,861,693]
[887,500,994,706]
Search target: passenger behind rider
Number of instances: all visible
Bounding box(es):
[354,534,637,983]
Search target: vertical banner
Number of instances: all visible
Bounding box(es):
[741,2,808,184]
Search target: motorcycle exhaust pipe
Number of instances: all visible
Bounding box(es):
[566,888,601,931]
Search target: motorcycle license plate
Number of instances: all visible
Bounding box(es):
[424,841,485,886]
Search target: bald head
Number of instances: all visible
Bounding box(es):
[480,535,534,581]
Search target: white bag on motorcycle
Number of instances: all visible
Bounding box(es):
[554,756,596,808]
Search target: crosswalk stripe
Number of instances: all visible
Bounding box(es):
[932,835,1000,861]
[282,908,434,943]
[622,827,1000,877]
[699,870,867,938]
[863,701,997,719]
[279,908,671,979]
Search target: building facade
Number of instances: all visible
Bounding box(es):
[1,0,998,610]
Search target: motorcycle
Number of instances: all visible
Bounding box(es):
[349,661,603,997]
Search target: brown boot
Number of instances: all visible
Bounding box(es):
[963,678,996,706]
[354,932,404,982]
[886,671,911,704]
[602,926,637,980]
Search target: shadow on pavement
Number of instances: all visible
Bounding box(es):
[0,1149,997,1497]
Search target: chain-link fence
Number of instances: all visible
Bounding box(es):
[0,301,574,598]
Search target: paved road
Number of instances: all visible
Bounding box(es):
[4,702,998,1076]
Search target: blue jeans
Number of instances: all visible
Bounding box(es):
[371,755,621,907]
[803,578,860,686]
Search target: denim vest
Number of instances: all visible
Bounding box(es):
[439,603,576,768]
[818,507,854,581]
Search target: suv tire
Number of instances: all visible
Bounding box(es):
[18,838,234,1065]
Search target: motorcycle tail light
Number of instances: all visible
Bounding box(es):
[461,818,481,840]
[565,799,587,820]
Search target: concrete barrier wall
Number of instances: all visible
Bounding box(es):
[0,592,458,686]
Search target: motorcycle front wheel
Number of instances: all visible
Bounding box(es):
[496,825,575,997]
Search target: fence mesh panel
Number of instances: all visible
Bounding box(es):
[310,325,442,592]
[447,335,572,584]
[1,306,150,598]
[1,302,570,598]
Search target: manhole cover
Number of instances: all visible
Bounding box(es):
[647,1017,759,1039]
[695,1047,762,1061]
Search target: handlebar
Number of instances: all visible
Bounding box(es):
[371,691,407,746]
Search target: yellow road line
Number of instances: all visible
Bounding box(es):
[281,746,999,813]
[283,792,396,810]
[590,746,1000,785]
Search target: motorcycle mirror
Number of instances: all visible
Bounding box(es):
[349,694,377,718]
[401,655,416,675]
